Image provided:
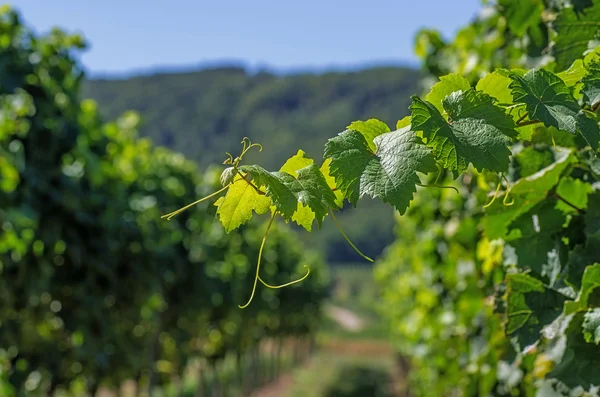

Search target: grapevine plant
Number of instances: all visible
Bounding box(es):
[164,0,600,393]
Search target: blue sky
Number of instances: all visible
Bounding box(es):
[11,0,481,76]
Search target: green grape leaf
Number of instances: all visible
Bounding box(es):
[279,149,314,177]
[279,149,318,230]
[546,313,600,389]
[553,0,600,71]
[567,194,600,288]
[214,175,272,232]
[320,158,344,208]
[424,73,471,115]
[499,0,543,37]
[581,61,600,107]
[514,147,555,178]
[476,71,513,104]
[346,119,391,152]
[410,89,516,174]
[239,165,298,219]
[484,149,575,239]
[583,308,600,344]
[476,70,540,141]
[578,263,600,309]
[506,273,568,350]
[396,116,411,130]
[241,162,338,229]
[292,202,316,232]
[557,59,587,88]
[324,125,437,214]
[509,69,600,150]
[555,176,592,214]
[504,200,567,285]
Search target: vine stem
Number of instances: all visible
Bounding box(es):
[239,212,276,309]
[161,184,231,220]
[237,170,265,195]
[329,207,374,263]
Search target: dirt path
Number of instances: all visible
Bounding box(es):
[324,303,365,331]
[249,363,305,397]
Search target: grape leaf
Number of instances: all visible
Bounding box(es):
[484,149,575,239]
[476,71,513,104]
[555,177,592,214]
[279,149,318,230]
[220,166,236,187]
[504,200,567,285]
[241,163,338,229]
[239,165,298,219]
[324,125,437,214]
[509,69,600,150]
[424,73,471,115]
[583,308,600,344]
[499,0,543,37]
[553,0,600,71]
[578,263,600,309]
[546,313,600,389]
[320,158,344,208]
[346,119,390,152]
[567,194,600,288]
[557,59,587,87]
[476,70,539,141]
[214,175,272,232]
[506,273,568,351]
[410,89,516,174]
[396,116,411,130]
[581,61,600,107]
[279,149,314,177]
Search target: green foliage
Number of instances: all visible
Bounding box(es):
[552,0,600,71]
[411,89,516,174]
[323,125,436,214]
[83,67,419,263]
[0,7,328,395]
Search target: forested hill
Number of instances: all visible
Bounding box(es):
[83,66,422,170]
[82,65,423,262]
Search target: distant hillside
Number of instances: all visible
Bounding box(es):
[83,66,422,262]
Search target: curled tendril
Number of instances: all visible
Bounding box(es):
[329,207,373,263]
[258,265,311,289]
[240,137,262,157]
[161,184,231,220]
[416,183,459,194]
[501,175,514,206]
[239,213,276,309]
[483,179,502,209]
[223,152,234,164]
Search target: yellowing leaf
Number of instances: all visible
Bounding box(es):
[291,202,315,231]
[320,158,344,208]
[279,149,313,177]
[215,175,271,233]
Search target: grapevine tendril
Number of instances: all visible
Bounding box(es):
[483,179,502,209]
[258,265,311,289]
[417,183,459,194]
[551,132,563,152]
[329,207,374,263]
[161,184,231,220]
[501,175,514,206]
[239,212,276,309]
